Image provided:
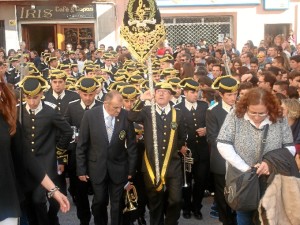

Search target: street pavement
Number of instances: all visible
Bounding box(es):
[58,195,222,225]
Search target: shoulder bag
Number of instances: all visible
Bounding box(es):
[224,124,269,211]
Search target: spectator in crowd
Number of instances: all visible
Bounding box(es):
[238,81,253,99]
[281,99,300,152]
[290,55,300,72]
[30,51,41,68]
[180,62,194,79]
[266,46,278,63]
[217,87,295,225]
[272,80,289,97]
[288,70,300,89]
[257,71,277,92]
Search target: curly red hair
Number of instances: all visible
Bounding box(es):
[235,87,282,123]
[0,77,17,135]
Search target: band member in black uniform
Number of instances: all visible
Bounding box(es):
[167,77,183,106]
[120,86,147,225]
[64,77,102,225]
[102,53,118,75]
[206,76,239,225]
[43,68,79,223]
[37,52,51,80]
[5,57,20,86]
[71,63,82,79]
[44,69,79,114]
[77,90,137,225]
[63,50,78,65]
[128,82,187,225]
[18,76,73,225]
[175,78,209,220]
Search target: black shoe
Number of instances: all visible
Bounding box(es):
[137,216,146,225]
[182,210,191,219]
[193,210,203,220]
[209,210,219,219]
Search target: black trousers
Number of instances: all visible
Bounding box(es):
[182,160,209,212]
[91,177,126,225]
[144,173,182,225]
[26,184,59,225]
[213,173,236,225]
[68,148,92,225]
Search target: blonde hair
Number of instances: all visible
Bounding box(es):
[282,99,300,120]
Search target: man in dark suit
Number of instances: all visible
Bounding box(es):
[206,75,239,225]
[175,78,209,220]
[65,77,102,225]
[76,90,137,225]
[128,82,187,225]
[18,75,73,225]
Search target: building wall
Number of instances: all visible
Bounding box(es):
[114,0,300,51]
[0,5,19,52]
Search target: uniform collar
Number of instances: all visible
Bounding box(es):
[185,99,197,111]
[53,90,66,99]
[26,101,43,115]
[156,103,171,115]
[222,100,233,113]
[80,100,95,110]
[171,95,182,105]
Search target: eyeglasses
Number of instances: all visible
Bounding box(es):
[247,111,268,117]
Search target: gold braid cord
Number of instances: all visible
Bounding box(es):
[121,0,166,185]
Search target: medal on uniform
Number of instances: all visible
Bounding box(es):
[170,122,178,130]
[119,130,126,140]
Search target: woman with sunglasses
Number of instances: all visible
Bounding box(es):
[216,87,295,225]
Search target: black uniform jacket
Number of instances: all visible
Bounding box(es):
[206,102,228,175]
[44,89,80,115]
[128,101,186,179]
[175,100,209,162]
[0,116,45,221]
[76,104,137,185]
[20,102,73,178]
[65,99,101,129]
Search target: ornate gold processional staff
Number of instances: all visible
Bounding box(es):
[120,0,166,186]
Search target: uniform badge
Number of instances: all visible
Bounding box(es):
[119,130,126,140]
[170,122,178,130]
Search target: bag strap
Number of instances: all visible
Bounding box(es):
[257,124,269,162]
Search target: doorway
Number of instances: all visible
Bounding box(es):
[264,24,292,46]
[22,24,56,54]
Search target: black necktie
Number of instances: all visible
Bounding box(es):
[161,109,166,120]
[85,106,89,110]
[29,109,34,115]
[191,106,195,111]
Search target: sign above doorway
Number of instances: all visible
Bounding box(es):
[16,4,96,20]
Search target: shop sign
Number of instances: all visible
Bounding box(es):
[264,0,289,10]
[17,4,96,20]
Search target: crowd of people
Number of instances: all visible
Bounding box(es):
[0,34,300,225]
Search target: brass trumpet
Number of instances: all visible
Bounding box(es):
[182,148,194,187]
[123,185,138,213]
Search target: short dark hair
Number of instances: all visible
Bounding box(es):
[273,80,289,92]
[290,55,300,63]
[287,86,300,99]
[261,71,277,88]
[239,82,253,91]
